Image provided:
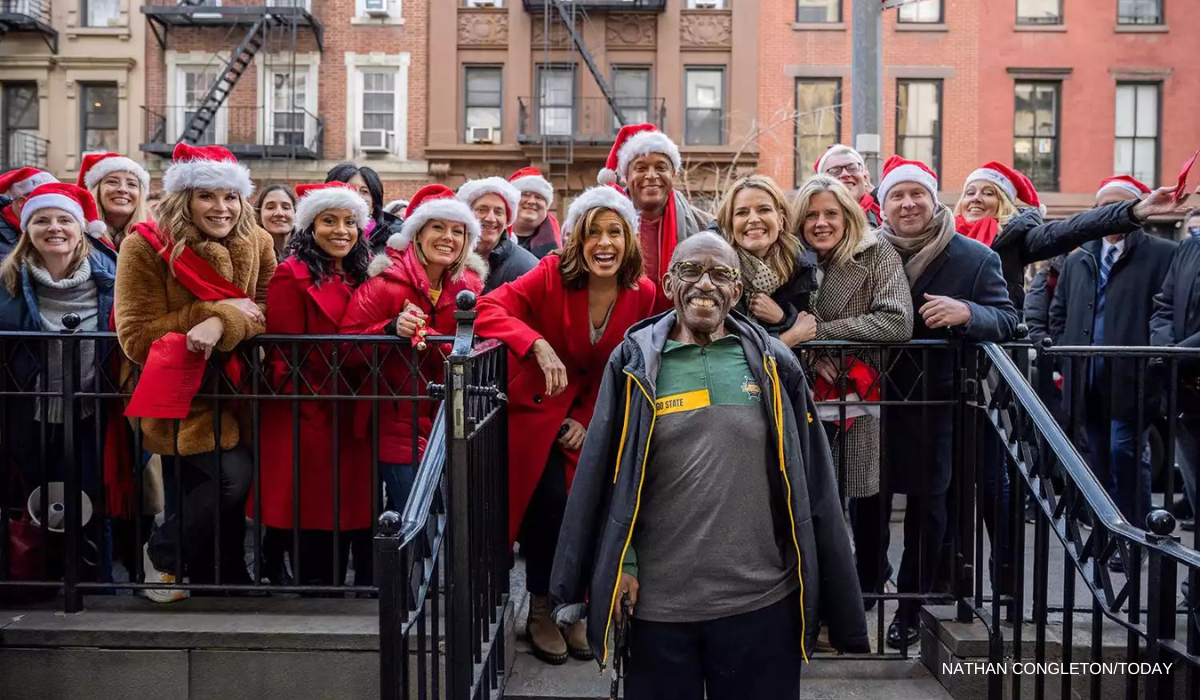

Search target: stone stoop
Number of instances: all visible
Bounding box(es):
[919,605,1192,700]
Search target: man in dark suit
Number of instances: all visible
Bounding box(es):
[1051,176,1178,554]
[869,157,1018,649]
[1151,207,1200,533]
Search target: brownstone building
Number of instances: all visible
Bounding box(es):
[427,0,761,215]
[140,0,428,200]
[759,0,1200,218]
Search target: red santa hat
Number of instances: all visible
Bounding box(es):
[812,361,882,429]
[456,176,520,228]
[1096,175,1151,199]
[20,182,107,237]
[294,182,371,233]
[597,123,681,186]
[76,152,150,192]
[963,161,1041,210]
[390,183,481,252]
[813,144,865,174]
[162,142,254,198]
[877,155,939,204]
[508,166,555,208]
[562,184,640,238]
[0,167,58,200]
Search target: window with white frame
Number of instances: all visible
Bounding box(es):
[359,71,396,152]
[796,0,839,22]
[1117,0,1162,25]
[83,0,120,27]
[1114,83,1159,187]
[269,69,308,148]
[612,67,651,132]
[685,67,725,146]
[897,0,942,23]
[177,67,224,144]
[537,66,575,138]
[464,66,502,139]
[357,0,400,20]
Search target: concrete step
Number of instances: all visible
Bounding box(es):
[504,653,953,700]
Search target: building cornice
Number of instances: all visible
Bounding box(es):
[56,56,138,70]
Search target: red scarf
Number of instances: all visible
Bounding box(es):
[955,215,1000,248]
[859,193,881,222]
[651,190,681,313]
[2,203,19,232]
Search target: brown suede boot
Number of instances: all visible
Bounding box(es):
[566,619,592,661]
[526,594,568,665]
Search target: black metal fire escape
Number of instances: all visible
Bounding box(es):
[180,16,276,144]
[0,0,58,53]
[546,0,626,128]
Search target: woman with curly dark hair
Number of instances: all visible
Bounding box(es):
[254,182,374,587]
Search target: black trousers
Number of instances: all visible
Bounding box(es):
[624,595,804,700]
[518,448,567,596]
[262,527,373,587]
[148,446,253,582]
[857,491,947,627]
[849,493,890,596]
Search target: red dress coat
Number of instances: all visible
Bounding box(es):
[473,255,657,544]
[339,243,485,465]
[253,257,373,531]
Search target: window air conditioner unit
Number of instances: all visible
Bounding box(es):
[466,126,498,144]
[360,129,394,153]
[363,0,390,17]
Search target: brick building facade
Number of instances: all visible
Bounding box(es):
[759,0,1199,216]
[140,0,428,201]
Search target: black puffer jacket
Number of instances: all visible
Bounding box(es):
[0,196,17,260]
[368,210,405,256]
[989,200,1144,310]
[706,221,821,335]
[550,311,869,666]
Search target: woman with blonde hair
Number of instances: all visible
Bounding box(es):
[713,174,817,334]
[474,185,656,665]
[785,174,912,608]
[115,143,275,603]
[77,152,151,254]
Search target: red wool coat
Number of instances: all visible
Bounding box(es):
[474,255,657,544]
[252,257,373,531]
[339,242,485,465]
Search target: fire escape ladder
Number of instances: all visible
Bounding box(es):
[180,16,276,145]
[548,0,626,128]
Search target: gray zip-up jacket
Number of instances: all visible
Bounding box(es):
[550,311,869,668]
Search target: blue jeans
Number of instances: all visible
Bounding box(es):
[381,463,416,513]
[1084,419,1151,526]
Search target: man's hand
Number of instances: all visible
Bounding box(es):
[749,293,785,325]
[1133,185,1195,220]
[813,356,839,385]
[186,316,225,359]
[612,573,639,623]
[531,339,568,397]
[920,294,972,330]
[557,417,586,452]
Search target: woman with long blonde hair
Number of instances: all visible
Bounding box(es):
[786,174,912,613]
[115,143,275,603]
[713,175,817,334]
[77,152,151,253]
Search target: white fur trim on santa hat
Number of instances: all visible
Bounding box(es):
[10,171,58,199]
[1097,181,1145,199]
[457,177,520,228]
[510,174,555,208]
[964,168,1016,202]
[84,156,150,192]
[294,188,371,234]
[878,164,939,204]
[162,158,254,198]
[390,197,482,254]
[562,186,640,238]
[21,192,86,231]
[613,130,681,184]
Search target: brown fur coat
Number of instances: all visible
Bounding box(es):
[115,223,275,456]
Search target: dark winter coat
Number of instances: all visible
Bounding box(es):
[0,197,16,260]
[736,247,821,336]
[367,210,405,256]
[990,200,1144,311]
[483,235,538,294]
[550,311,870,667]
[1023,255,1066,345]
[1049,230,1176,423]
[885,235,1018,496]
[1150,238,1200,413]
[514,214,562,259]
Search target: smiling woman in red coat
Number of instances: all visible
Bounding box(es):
[474,185,655,665]
[254,182,374,587]
[339,184,487,512]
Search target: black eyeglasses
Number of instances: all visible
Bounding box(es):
[825,162,864,177]
[670,261,740,286]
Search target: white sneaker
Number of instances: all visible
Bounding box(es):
[141,543,188,604]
